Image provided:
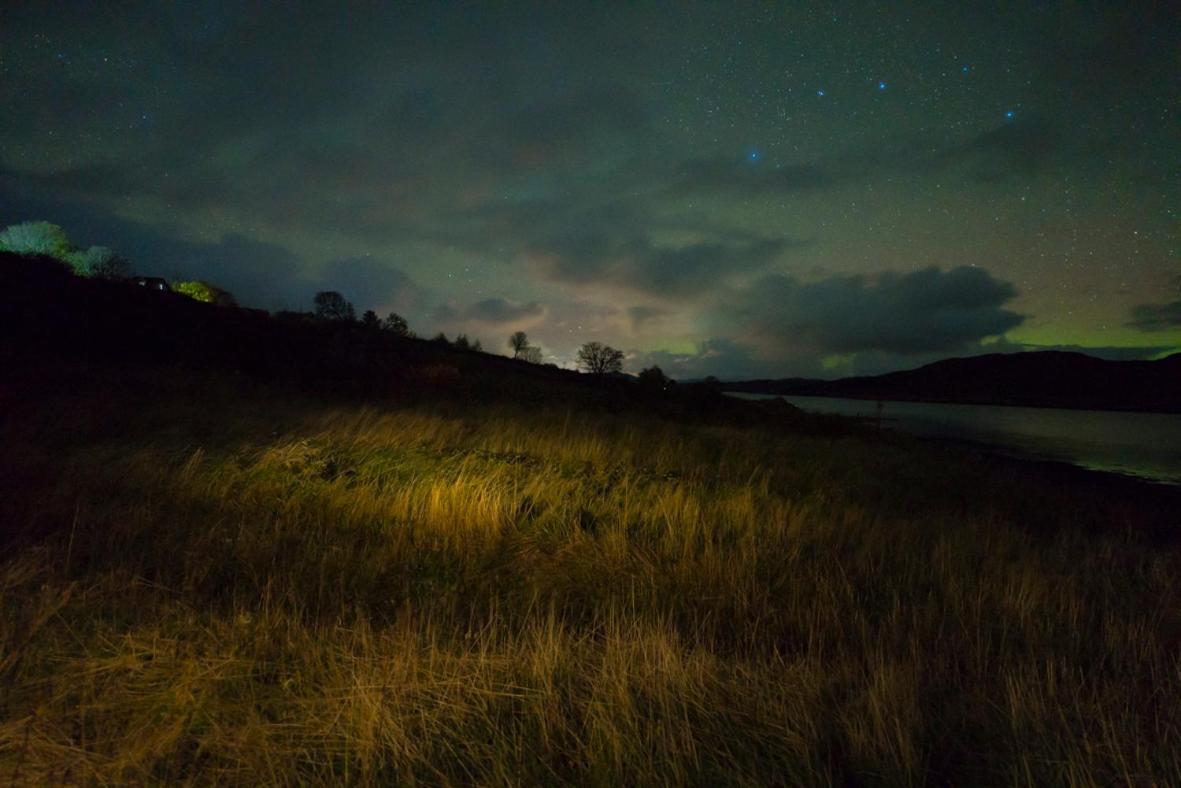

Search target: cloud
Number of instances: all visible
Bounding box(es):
[628,337,767,380]
[0,171,430,313]
[670,157,834,195]
[1032,5,1178,104]
[627,305,666,330]
[938,119,1059,181]
[429,297,546,339]
[655,118,1061,204]
[531,234,784,295]
[499,85,650,166]
[625,267,1025,380]
[317,257,427,314]
[461,298,545,324]
[731,266,1024,356]
[528,217,793,298]
[1127,300,1181,331]
[445,191,801,300]
[804,119,1062,187]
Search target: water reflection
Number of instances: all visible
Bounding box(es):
[733,394,1181,485]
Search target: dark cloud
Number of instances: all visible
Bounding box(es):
[628,337,768,380]
[1127,301,1181,332]
[661,118,1060,203]
[532,232,790,297]
[939,119,1059,181]
[317,258,427,314]
[430,298,546,333]
[1,173,305,307]
[443,194,800,299]
[0,172,428,314]
[500,85,650,166]
[810,119,1062,187]
[1032,5,1178,104]
[462,298,545,324]
[733,266,1024,356]
[626,267,1026,379]
[627,305,666,330]
[671,157,834,195]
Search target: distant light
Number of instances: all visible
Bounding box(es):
[1004,109,1015,119]
[878,81,887,90]
[961,64,970,73]
[747,149,761,162]
[816,89,826,97]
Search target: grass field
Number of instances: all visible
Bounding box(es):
[2,361,1179,785]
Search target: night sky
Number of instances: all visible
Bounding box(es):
[2,2,1178,378]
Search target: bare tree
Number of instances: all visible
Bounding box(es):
[521,346,542,364]
[313,291,355,321]
[577,342,624,376]
[508,331,530,358]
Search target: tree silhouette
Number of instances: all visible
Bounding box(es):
[453,333,471,350]
[637,365,671,392]
[508,331,530,358]
[521,346,542,364]
[384,312,410,336]
[313,291,355,321]
[577,342,624,376]
[361,309,381,329]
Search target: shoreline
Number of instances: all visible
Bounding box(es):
[728,389,1181,416]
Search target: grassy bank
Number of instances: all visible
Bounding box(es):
[2,361,1179,785]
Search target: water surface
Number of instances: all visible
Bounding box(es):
[730,393,1181,485]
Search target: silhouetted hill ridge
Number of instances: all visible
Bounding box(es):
[0,252,830,431]
[726,351,1180,413]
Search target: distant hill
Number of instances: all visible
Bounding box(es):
[725,351,1181,413]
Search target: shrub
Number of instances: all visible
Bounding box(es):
[174,280,238,307]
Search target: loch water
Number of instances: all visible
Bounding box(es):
[730,393,1181,485]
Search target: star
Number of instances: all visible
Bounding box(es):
[1004,109,1015,119]
[877,81,887,90]
[816,89,826,97]
[747,149,761,162]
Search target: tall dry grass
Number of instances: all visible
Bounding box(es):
[1,376,1179,785]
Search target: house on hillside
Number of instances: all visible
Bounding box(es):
[132,276,170,292]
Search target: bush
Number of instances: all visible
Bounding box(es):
[174,280,238,307]
[67,246,132,279]
[0,220,72,259]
